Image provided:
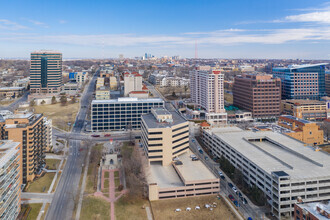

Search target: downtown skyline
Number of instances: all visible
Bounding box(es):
[2,0,330,59]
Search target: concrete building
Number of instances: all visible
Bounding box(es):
[129,91,149,99]
[91,98,164,131]
[294,201,330,220]
[190,69,227,125]
[109,76,118,90]
[124,72,142,96]
[0,140,21,220]
[13,77,30,89]
[281,99,329,121]
[30,51,62,94]
[96,77,105,89]
[95,87,110,100]
[44,118,53,152]
[278,115,324,145]
[0,87,25,99]
[141,108,189,166]
[273,63,327,100]
[201,126,330,219]
[0,112,46,183]
[233,74,281,120]
[326,72,330,96]
[227,110,253,123]
[76,72,88,87]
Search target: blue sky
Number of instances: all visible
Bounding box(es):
[1,0,330,59]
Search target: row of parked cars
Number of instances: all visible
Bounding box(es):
[228,182,248,206]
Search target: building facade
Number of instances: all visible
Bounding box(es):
[273,63,327,100]
[30,51,62,94]
[141,108,189,166]
[0,113,46,183]
[326,72,330,96]
[91,98,164,131]
[0,140,21,220]
[201,126,330,219]
[124,72,142,96]
[294,202,330,220]
[233,74,281,119]
[95,87,110,100]
[190,69,227,124]
[281,99,329,121]
[278,115,324,145]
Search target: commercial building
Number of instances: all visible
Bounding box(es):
[227,110,253,123]
[124,72,142,96]
[0,112,46,183]
[30,51,62,94]
[109,76,118,90]
[0,87,25,99]
[281,99,329,121]
[273,63,327,100]
[91,98,164,131]
[96,77,105,89]
[294,201,330,220]
[278,115,324,145]
[201,126,330,219]
[233,74,281,119]
[0,140,21,220]
[141,108,189,166]
[129,91,149,99]
[76,72,88,86]
[326,72,330,96]
[95,87,110,100]
[190,69,227,125]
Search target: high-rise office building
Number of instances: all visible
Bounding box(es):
[30,51,62,94]
[233,74,281,119]
[0,112,46,183]
[0,140,21,220]
[272,63,327,100]
[190,69,227,125]
[326,71,330,96]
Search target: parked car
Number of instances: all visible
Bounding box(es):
[233,201,239,207]
[228,194,235,201]
[228,183,233,188]
[237,191,242,198]
[91,134,100,137]
[232,186,238,193]
[192,157,199,161]
[104,134,111,137]
[243,198,248,204]
[220,175,226,180]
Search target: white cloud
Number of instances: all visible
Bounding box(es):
[25,19,49,28]
[285,11,330,23]
[0,19,28,30]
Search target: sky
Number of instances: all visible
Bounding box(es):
[2,0,330,59]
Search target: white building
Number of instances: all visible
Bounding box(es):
[76,72,89,86]
[190,69,227,125]
[43,118,53,151]
[124,72,142,96]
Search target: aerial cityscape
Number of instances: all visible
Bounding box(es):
[1,0,330,220]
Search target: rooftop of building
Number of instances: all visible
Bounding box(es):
[205,126,330,179]
[147,149,218,188]
[273,63,328,70]
[296,201,330,220]
[1,112,43,128]
[282,99,326,105]
[129,91,148,94]
[0,140,19,167]
[279,115,312,125]
[0,87,25,90]
[92,97,163,104]
[31,50,62,54]
[142,108,187,129]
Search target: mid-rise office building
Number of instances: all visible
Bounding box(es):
[124,72,142,96]
[190,69,227,125]
[0,112,46,183]
[141,108,189,166]
[0,140,21,220]
[201,126,330,219]
[91,98,164,131]
[233,74,281,119]
[281,99,329,121]
[30,51,62,94]
[278,115,324,145]
[273,63,327,100]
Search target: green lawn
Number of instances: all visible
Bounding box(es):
[26,173,55,193]
[115,196,148,220]
[102,179,109,193]
[104,171,109,178]
[115,178,120,187]
[114,171,119,178]
[26,203,42,220]
[46,159,61,170]
[80,196,110,220]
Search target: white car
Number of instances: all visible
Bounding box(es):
[232,186,238,193]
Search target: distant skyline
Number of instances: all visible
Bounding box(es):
[2,0,330,59]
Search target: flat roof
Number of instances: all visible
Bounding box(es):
[142,110,186,128]
[297,201,330,220]
[92,98,163,104]
[0,140,19,167]
[0,87,24,90]
[280,115,311,124]
[206,127,330,179]
[282,99,325,105]
[274,63,328,70]
[147,149,218,188]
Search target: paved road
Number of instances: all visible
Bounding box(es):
[0,91,29,111]
[45,71,98,220]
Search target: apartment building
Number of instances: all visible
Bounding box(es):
[124,72,142,96]
[273,63,327,100]
[0,87,25,99]
[233,74,281,119]
[76,72,88,87]
[91,98,164,131]
[43,118,52,152]
[30,51,62,94]
[190,69,227,125]
[294,201,330,220]
[109,76,118,90]
[0,112,46,183]
[201,126,330,219]
[141,108,189,166]
[281,99,329,121]
[96,77,105,89]
[278,115,324,145]
[95,87,110,100]
[0,140,21,220]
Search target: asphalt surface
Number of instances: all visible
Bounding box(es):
[45,71,98,220]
